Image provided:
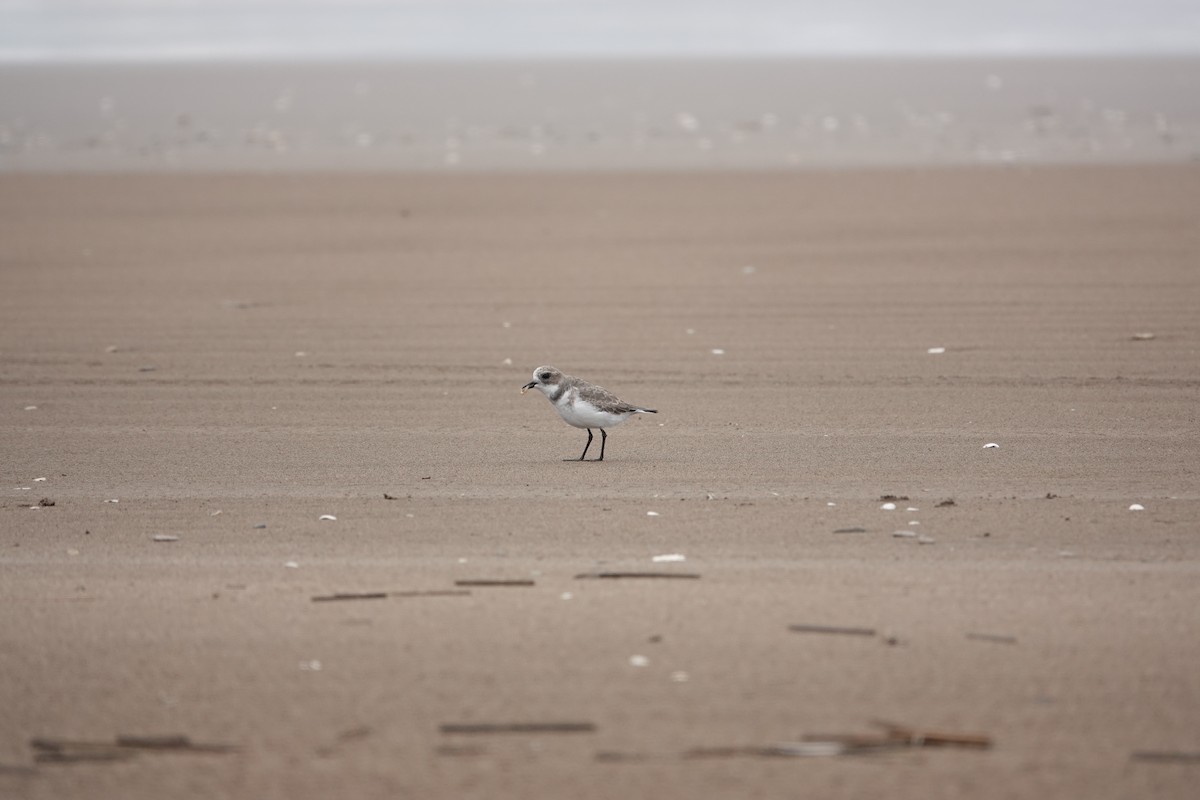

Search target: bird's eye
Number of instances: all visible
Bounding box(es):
[539,372,552,381]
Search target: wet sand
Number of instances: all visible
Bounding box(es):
[2,166,1199,798]
[3,58,1199,171]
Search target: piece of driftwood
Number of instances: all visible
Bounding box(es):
[115,735,239,753]
[31,735,239,763]
[311,593,389,602]
[789,624,877,637]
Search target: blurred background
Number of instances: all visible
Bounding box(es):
[2,0,1198,170]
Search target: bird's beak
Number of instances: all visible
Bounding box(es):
[521,381,537,395]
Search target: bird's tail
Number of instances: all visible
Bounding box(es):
[635,408,658,414]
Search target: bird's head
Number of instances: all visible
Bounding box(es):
[521,365,564,397]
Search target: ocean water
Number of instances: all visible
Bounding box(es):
[2,58,1197,171]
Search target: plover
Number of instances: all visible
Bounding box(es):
[521,366,657,461]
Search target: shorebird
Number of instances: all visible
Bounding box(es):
[521,366,657,461]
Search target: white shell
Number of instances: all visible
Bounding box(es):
[983,442,1000,449]
[1128,504,1145,511]
[880,502,896,510]
[652,553,686,562]
[318,514,337,521]
[927,347,946,354]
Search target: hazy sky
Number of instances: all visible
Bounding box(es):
[2,0,1199,61]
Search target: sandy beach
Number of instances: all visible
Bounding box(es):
[2,164,1199,798]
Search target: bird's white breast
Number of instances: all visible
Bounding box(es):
[553,387,628,429]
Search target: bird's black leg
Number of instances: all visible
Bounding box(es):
[567,428,594,461]
[595,429,607,461]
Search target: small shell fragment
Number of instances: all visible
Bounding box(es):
[520,386,529,395]
[629,655,649,667]
[927,347,946,354]
[1129,503,1145,511]
[318,514,337,521]
[880,502,897,511]
[152,535,179,542]
[652,553,686,562]
[892,530,917,538]
[983,442,1000,449]
[646,511,660,517]
[1131,332,1155,341]
[711,348,725,355]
